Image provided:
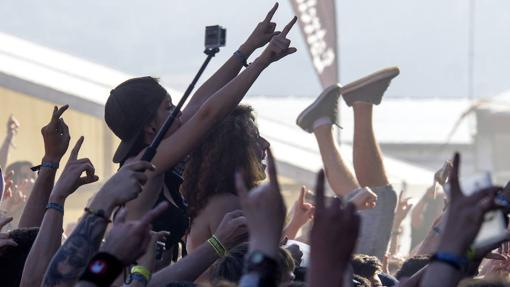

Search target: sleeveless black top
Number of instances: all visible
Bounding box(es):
[151,161,190,260]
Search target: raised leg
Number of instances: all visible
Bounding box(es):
[313,124,360,196]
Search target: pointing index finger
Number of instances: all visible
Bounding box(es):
[70,136,84,161]
[263,2,279,23]
[299,186,306,206]
[266,149,279,190]
[280,16,297,37]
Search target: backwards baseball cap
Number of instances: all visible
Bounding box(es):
[105,76,168,163]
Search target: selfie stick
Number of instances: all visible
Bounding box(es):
[141,47,220,162]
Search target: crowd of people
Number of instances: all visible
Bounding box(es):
[1,3,510,287]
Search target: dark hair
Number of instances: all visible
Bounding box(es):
[395,255,430,279]
[208,243,295,285]
[181,105,265,221]
[353,274,372,287]
[351,254,383,280]
[0,227,39,287]
[6,161,34,185]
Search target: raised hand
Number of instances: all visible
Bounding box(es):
[350,187,378,210]
[93,161,155,213]
[50,137,99,204]
[100,202,169,264]
[394,190,413,224]
[214,210,249,250]
[308,170,360,287]
[235,148,286,257]
[285,186,315,239]
[136,230,170,272]
[257,16,298,65]
[243,3,280,51]
[438,153,500,256]
[434,160,452,186]
[6,115,20,141]
[41,105,71,163]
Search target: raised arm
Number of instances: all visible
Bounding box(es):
[20,137,99,287]
[149,210,247,285]
[0,115,19,170]
[127,16,298,220]
[18,106,71,228]
[421,154,499,287]
[42,161,155,287]
[181,3,281,122]
[152,16,297,176]
[307,170,360,287]
[76,203,168,287]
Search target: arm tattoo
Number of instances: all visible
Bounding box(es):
[42,213,108,287]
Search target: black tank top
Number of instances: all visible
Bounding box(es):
[151,161,190,260]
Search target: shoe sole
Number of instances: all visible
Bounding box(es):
[296,83,341,133]
[340,67,400,95]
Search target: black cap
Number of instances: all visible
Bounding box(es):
[105,77,167,163]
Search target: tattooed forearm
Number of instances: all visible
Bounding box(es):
[42,212,108,287]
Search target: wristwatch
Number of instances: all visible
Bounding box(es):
[242,250,279,287]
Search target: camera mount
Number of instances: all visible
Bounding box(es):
[141,47,220,162]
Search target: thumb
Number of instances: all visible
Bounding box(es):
[285,47,297,56]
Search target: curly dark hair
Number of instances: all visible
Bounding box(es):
[181,105,265,221]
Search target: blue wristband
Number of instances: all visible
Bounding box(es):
[431,252,469,272]
[496,193,510,209]
[31,161,59,172]
[130,273,148,284]
[46,202,64,214]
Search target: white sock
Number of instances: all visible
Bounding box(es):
[312,117,333,130]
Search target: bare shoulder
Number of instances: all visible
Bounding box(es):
[188,193,240,251]
[205,193,241,213]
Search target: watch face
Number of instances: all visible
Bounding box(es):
[251,251,265,264]
[90,259,107,274]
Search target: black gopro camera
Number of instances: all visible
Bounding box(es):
[205,25,226,49]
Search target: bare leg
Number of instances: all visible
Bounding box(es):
[313,124,360,196]
[352,102,389,187]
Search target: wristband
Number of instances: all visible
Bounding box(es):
[431,252,469,272]
[85,207,111,223]
[496,193,510,210]
[130,273,148,284]
[80,252,124,287]
[31,161,59,172]
[131,265,151,282]
[234,50,249,67]
[208,235,227,257]
[46,202,64,214]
